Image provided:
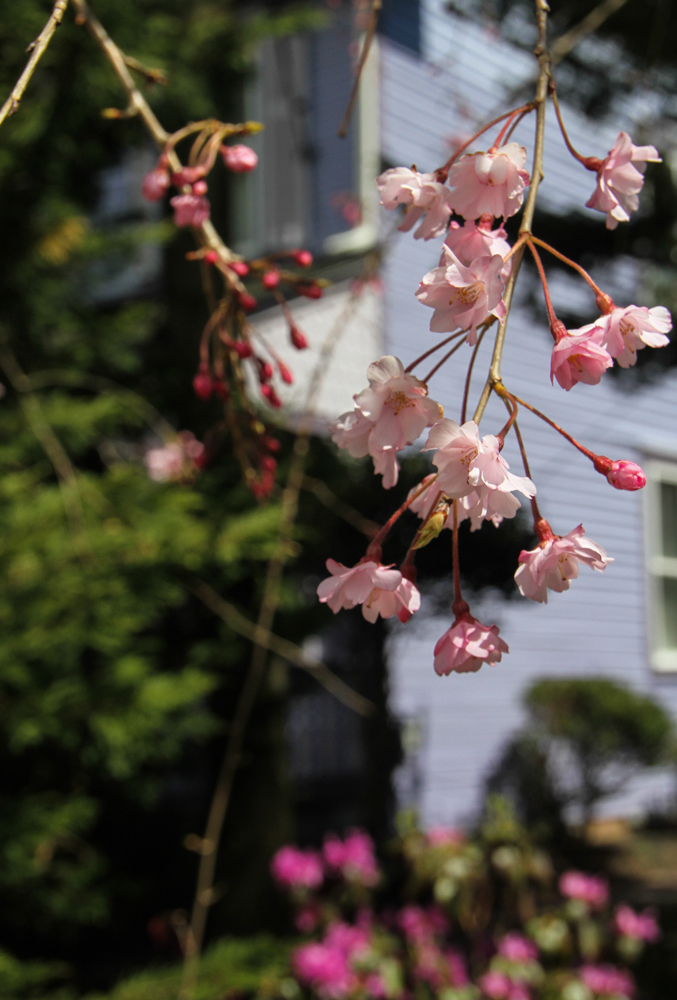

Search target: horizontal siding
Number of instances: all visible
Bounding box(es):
[379,6,677,826]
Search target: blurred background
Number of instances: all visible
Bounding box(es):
[3,0,677,997]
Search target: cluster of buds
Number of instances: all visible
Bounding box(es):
[141,117,325,498]
[318,81,671,673]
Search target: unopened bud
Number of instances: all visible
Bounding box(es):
[232,341,253,359]
[290,326,308,350]
[261,383,282,408]
[297,283,323,300]
[203,250,219,265]
[172,165,207,186]
[606,460,646,491]
[413,511,448,549]
[142,167,170,202]
[278,362,293,385]
[262,269,280,289]
[238,292,257,312]
[292,249,313,268]
[192,370,213,400]
[192,180,208,197]
[230,261,249,277]
[221,144,258,173]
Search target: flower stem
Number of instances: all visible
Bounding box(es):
[366,475,438,557]
[422,338,467,383]
[549,83,596,168]
[438,103,535,175]
[525,240,559,329]
[460,325,487,424]
[452,500,462,605]
[529,234,613,308]
[505,390,600,464]
[404,331,467,374]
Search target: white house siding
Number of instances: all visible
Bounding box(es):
[380,9,677,825]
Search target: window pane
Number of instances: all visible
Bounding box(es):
[660,481,677,557]
[659,577,677,649]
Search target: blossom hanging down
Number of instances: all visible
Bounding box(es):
[594,304,672,368]
[317,558,421,624]
[376,167,454,240]
[443,219,513,281]
[434,606,508,675]
[447,143,530,220]
[330,356,443,488]
[415,249,507,343]
[515,524,612,604]
[550,324,613,390]
[586,131,661,230]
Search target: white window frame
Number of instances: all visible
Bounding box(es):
[644,458,677,671]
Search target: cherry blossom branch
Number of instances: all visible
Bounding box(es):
[0,0,69,128]
[473,0,552,424]
[460,325,488,424]
[505,390,600,465]
[529,234,613,309]
[438,103,535,176]
[550,0,631,66]
[404,331,466,374]
[526,240,559,329]
[422,338,467,383]
[366,475,439,558]
[338,0,382,139]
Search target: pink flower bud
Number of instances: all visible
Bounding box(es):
[232,341,253,359]
[192,370,213,400]
[607,460,646,491]
[172,165,207,186]
[261,383,282,408]
[203,250,219,265]
[278,362,294,384]
[192,180,208,196]
[263,436,281,453]
[258,361,274,383]
[142,167,170,201]
[261,455,277,472]
[298,283,323,299]
[290,326,308,350]
[230,261,249,277]
[221,144,258,173]
[170,193,210,228]
[262,269,280,289]
[213,378,229,401]
[292,249,313,267]
[237,291,257,312]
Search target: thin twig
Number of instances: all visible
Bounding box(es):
[301,475,380,538]
[188,578,374,716]
[338,0,381,139]
[550,0,631,66]
[0,0,69,128]
[123,54,168,86]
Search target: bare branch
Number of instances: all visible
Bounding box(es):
[550,0,630,66]
[0,0,70,129]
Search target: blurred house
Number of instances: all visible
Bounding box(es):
[236,0,677,828]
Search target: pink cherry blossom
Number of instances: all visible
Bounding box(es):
[144,431,204,482]
[515,526,612,604]
[468,434,536,498]
[416,249,507,343]
[447,143,530,220]
[376,166,453,240]
[613,904,660,942]
[498,933,538,964]
[550,324,613,390]
[331,356,443,489]
[317,559,402,616]
[444,220,513,280]
[362,575,421,624]
[434,611,508,675]
[580,964,634,997]
[221,144,258,173]
[142,166,170,201]
[606,460,646,491]
[559,870,609,908]
[586,131,661,230]
[459,487,522,531]
[169,192,211,227]
[407,474,443,521]
[270,845,324,889]
[323,830,380,885]
[596,304,671,367]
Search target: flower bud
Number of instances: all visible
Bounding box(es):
[258,361,274,383]
[221,144,258,173]
[278,362,293,385]
[203,250,219,265]
[230,261,249,277]
[607,460,646,491]
[298,283,322,299]
[142,167,170,201]
[290,326,308,350]
[237,291,257,312]
[192,180,208,196]
[292,249,313,267]
[172,165,207,186]
[262,269,280,289]
[232,340,253,359]
[261,383,282,408]
[192,369,213,400]
[413,511,448,549]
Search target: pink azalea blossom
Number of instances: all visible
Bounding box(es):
[144,431,204,482]
[416,249,507,343]
[323,831,380,886]
[331,356,443,488]
[443,220,513,280]
[614,904,660,942]
[586,131,661,230]
[325,919,372,956]
[221,144,258,173]
[434,611,508,675]
[446,949,469,987]
[296,903,321,934]
[376,166,454,240]
[596,304,672,367]
[550,324,613,390]
[270,845,324,890]
[559,870,609,908]
[479,970,512,999]
[398,904,449,943]
[292,942,354,999]
[169,193,211,227]
[606,460,646,491]
[515,526,612,604]
[580,964,635,997]
[447,143,530,220]
[498,933,538,964]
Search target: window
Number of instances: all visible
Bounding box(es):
[645,460,677,670]
[232,16,380,260]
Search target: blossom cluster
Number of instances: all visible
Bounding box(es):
[319,91,671,672]
[271,821,659,1000]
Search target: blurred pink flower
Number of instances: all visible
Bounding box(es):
[323,830,380,886]
[614,904,660,942]
[376,166,453,240]
[586,132,661,229]
[169,193,211,227]
[293,942,354,998]
[447,143,530,220]
[497,933,538,963]
[271,845,324,890]
[479,970,512,999]
[580,963,634,997]
[142,166,170,201]
[144,431,204,482]
[426,826,465,847]
[515,526,612,604]
[221,144,258,172]
[559,871,609,908]
[416,249,507,342]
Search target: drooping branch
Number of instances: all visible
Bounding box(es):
[0,0,70,128]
